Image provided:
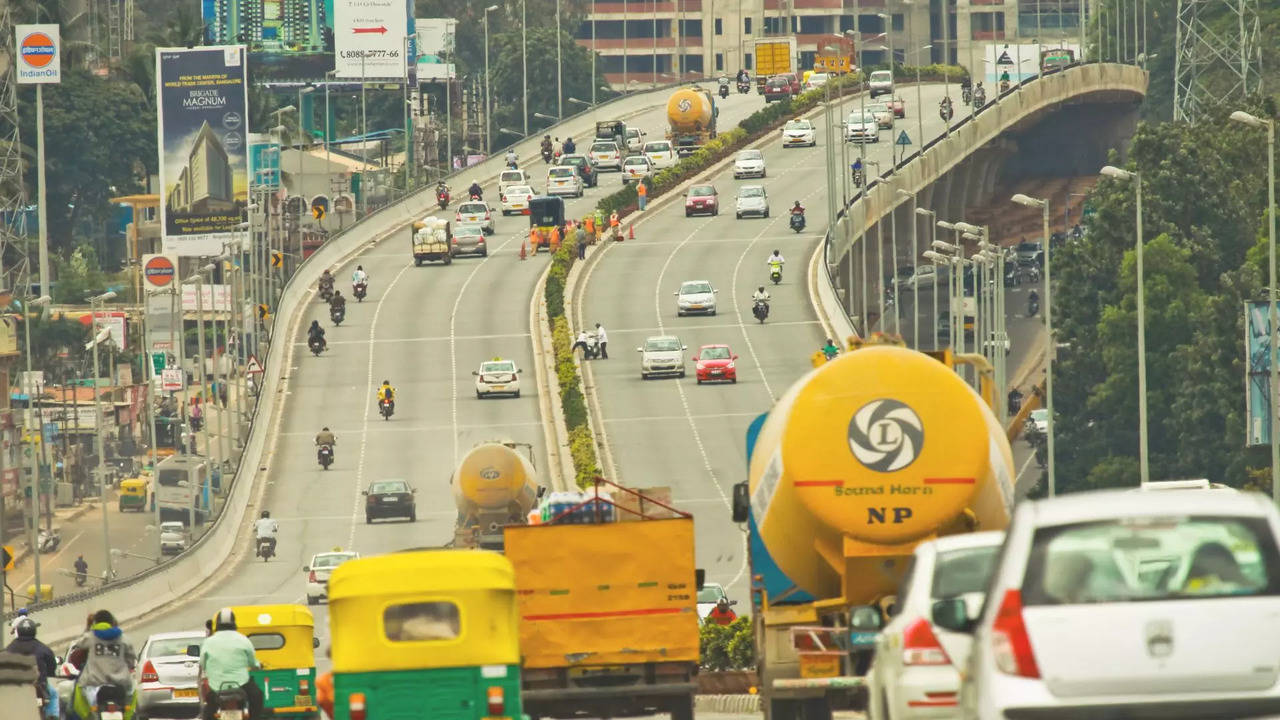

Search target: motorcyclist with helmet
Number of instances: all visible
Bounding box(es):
[318,269,334,299]
[562,136,576,154]
[315,427,336,464]
[540,135,554,163]
[66,609,137,720]
[377,381,396,416]
[7,617,58,719]
[768,249,787,268]
[254,511,278,557]
[328,289,346,322]
[307,320,326,353]
[200,608,263,720]
[822,338,841,360]
[468,181,483,201]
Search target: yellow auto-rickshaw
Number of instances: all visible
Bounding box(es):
[118,478,147,512]
[327,550,523,720]
[216,605,319,718]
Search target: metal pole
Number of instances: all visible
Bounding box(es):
[90,301,113,580]
[556,0,563,119]
[876,219,885,326]
[195,271,212,471]
[485,13,492,154]
[35,85,51,298]
[147,290,165,560]
[22,300,41,600]
[324,75,332,184]
[522,0,528,135]
[1135,174,1148,484]
[1042,203,1056,495]
[931,221,938,348]
[360,52,368,217]
[891,207,899,332]
[1267,122,1279,505]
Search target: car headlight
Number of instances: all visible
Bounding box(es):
[727,362,735,369]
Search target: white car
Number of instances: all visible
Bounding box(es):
[895,264,937,290]
[624,127,646,153]
[589,140,623,170]
[305,550,360,605]
[135,631,206,720]
[637,335,687,379]
[846,110,881,143]
[498,169,528,193]
[942,489,1280,720]
[546,166,584,197]
[781,119,817,148]
[696,582,730,621]
[733,149,766,179]
[455,201,495,234]
[159,521,189,555]
[621,155,653,184]
[1026,408,1048,434]
[642,140,677,169]
[674,279,717,316]
[869,69,895,97]
[866,531,1006,720]
[473,357,522,398]
[500,184,535,215]
[805,72,830,89]
[735,185,769,219]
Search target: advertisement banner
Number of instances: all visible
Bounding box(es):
[156,46,250,257]
[146,290,180,354]
[249,135,281,189]
[14,24,61,84]
[76,311,127,350]
[181,284,233,312]
[334,0,412,79]
[415,18,456,80]
[1245,301,1276,446]
[203,0,335,81]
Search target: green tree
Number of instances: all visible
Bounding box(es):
[51,245,112,304]
[488,26,607,138]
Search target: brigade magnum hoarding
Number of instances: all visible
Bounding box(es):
[156,46,251,257]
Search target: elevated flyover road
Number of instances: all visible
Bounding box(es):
[123,89,767,646]
[578,84,970,604]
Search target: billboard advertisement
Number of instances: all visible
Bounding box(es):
[14,24,61,84]
[202,0,335,81]
[334,0,413,79]
[156,46,251,257]
[1245,301,1276,446]
[415,18,456,81]
[249,135,281,189]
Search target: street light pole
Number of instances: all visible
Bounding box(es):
[915,207,936,348]
[1010,195,1054,493]
[556,0,563,119]
[89,290,117,581]
[1100,165,1147,484]
[484,5,499,155]
[522,0,529,136]
[1231,111,1278,505]
[21,295,50,601]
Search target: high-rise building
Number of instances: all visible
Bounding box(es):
[283,0,327,52]
[206,0,264,46]
[168,122,235,215]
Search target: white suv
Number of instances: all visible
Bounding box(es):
[642,140,677,169]
[869,69,895,97]
[939,488,1280,720]
[589,141,623,171]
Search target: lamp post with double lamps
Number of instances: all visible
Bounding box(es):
[88,290,117,581]
[915,207,938,348]
[1011,192,1056,495]
[484,5,500,155]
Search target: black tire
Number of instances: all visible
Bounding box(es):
[415,257,423,266]
[409,510,417,522]
[736,213,742,219]
[476,390,483,399]
[365,515,372,524]
[307,596,318,606]
[669,695,695,720]
[696,378,702,385]
[514,390,521,398]
[800,699,834,720]
[770,699,800,720]
[118,501,125,512]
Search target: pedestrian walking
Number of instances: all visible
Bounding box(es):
[594,323,609,359]
[636,179,648,211]
[576,224,587,259]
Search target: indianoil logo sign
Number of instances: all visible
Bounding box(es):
[15,24,61,84]
[142,254,177,289]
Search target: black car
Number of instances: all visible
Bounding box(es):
[364,479,416,523]
[558,154,599,187]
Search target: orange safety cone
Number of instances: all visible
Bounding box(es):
[628,224,635,241]
[519,241,527,260]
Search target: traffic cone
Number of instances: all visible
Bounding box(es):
[627,224,635,241]
[519,241,527,260]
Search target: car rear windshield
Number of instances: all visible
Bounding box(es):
[481,361,516,373]
[549,167,575,177]
[146,637,201,658]
[590,143,617,153]
[459,203,486,214]
[644,142,671,152]
[871,71,892,81]
[500,171,523,182]
[369,481,408,494]
[624,157,649,166]
[696,585,725,603]
[702,347,731,360]
[507,185,532,196]
[690,186,714,197]
[767,78,788,87]
[454,225,483,236]
[646,338,682,352]
[1021,516,1280,605]
[932,545,1002,601]
[1018,242,1042,252]
[313,553,357,568]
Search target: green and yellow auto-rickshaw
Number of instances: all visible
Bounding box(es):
[118,478,148,512]
[219,604,319,718]
[327,550,523,720]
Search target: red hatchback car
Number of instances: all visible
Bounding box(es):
[694,344,738,384]
[685,184,719,217]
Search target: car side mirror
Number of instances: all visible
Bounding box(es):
[411,487,417,493]
[361,490,368,496]
[681,345,688,350]
[731,482,750,523]
[692,356,699,362]
[517,369,523,374]
[672,291,678,295]
[932,596,979,633]
[713,289,719,293]
[302,566,310,572]
[730,599,738,606]
[472,371,479,375]
[313,637,321,649]
[732,354,739,360]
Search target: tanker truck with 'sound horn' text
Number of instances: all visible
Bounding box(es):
[452,440,544,550]
[732,339,1014,718]
[666,86,718,156]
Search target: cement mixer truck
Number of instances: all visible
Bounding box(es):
[732,341,1014,718]
[666,86,717,156]
[451,441,544,549]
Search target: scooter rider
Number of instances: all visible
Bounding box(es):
[74,555,88,586]
[468,180,483,200]
[790,201,805,216]
[768,249,786,267]
[377,380,396,415]
[314,427,336,463]
[7,617,58,719]
[752,285,771,303]
[67,610,137,720]
[307,320,326,351]
[329,289,346,314]
[1027,288,1040,315]
[254,511,278,556]
[200,608,263,720]
[318,269,334,294]
[540,135,554,160]
[435,179,449,195]
[562,136,576,154]
[736,68,749,84]
[351,265,368,287]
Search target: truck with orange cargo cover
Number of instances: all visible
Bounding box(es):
[732,338,1014,718]
[504,485,700,720]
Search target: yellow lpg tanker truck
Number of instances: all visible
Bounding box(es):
[452,440,543,550]
[732,341,1014,718]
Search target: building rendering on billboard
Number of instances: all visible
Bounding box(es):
[203,0,335,80]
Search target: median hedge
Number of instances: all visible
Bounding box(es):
[700,617,756,671]
[545,244,602,488]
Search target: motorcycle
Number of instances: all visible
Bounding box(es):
[318,282,334,303]
[718,80,730,99]
[1004,267,1022,288]
[257,536,276,561]
[542,148,553,164]
[737,79,751,94]
[789,212,805,234]
[353,281,367,302]
[37,528,60,554]
[752,299,769,324]
[436,188,450,210]
[578,334,602,360]
[317,443,334,470]
[973,87,987,108]
[211,683,250,720]
[1025,264,1042,283]
[308,336,326,357]
[999,79,1011,94]
[379,398,394,421]
[75,567,87,587]
[961,85,973,105]
[939,99,954,122]
[1028,295,1040,317]
[852,167,865,188]
[330,304,345,326]
[769,263,784,285]
[92,684,128,720]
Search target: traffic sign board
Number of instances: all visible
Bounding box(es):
[271,252,283,268]
[161,368,183,391]
[257,304,270,320]
[1,545,13,571]
[895,130,913,146]
[246,354,264,375]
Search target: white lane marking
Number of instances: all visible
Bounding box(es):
[351,261,416,549]
[293,331,530,346]
[278,511,456,521]
[625,234,825,246]
[449,236,519,467]
[280,420,543,437]
[1014,449,1039,488]
[604,411,762,423]
[608,320,821,334]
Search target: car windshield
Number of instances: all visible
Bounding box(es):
[1022,516,1280,605]
[161,523,184,533]
[507,185,533,196]
[146,636,202,658]
[459,203,486,214]
[645,338,682,352]
[739,187,764,198]
[590,143,616,153]
[644,142,671,152]
[1030,409,1049,422]
[481,361,517,373]
[627,129,640,138]
[871,71,892,81]
[768,77,788,87]
[701,346,731,360]
[869,104,889,114]
[370,481,408,493]
[738,150,762,161]
[786,120,813,130]
[690,186,714,197]
[932,545,1002,600]
[312,553,358,569]
[696,585,726,603]
[1018,242,1042,252]
[625,157,648,166]
[850,112,876,123]
[548,167,574,178]
[561,155,585,166]
[681,282,713,294]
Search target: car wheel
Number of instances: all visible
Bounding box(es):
[736,213,741,219]
[409,510,417,522]
[677,310,684,317]
[685,210,691,217]
[476,390,483,399]
[514,390,521,398]
[365,515,372,524]
[710,309,717,316]
[712,207,719,216]
[764,210,770,218]
[762,170,767,178]
[731,377,737,383]
[696,378,703,385]
[307,595,318,606]
[481,249,488,257]
[679,368,686,377]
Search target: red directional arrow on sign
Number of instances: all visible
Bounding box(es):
[352,26,388,34]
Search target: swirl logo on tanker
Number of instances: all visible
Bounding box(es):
[847,399,924,473]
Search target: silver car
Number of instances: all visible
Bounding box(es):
[868,102,895,129]
[305,550,360,605]
[733,149,766,179]
[135,631,205,719]
[159,521,189,555]
[451,223,488,257]
[846,111,880,143]
[675,280,718,316]
[637,335,687,379]
[455,201,495,235]
[735,185,769,219]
